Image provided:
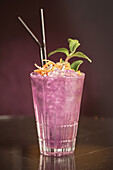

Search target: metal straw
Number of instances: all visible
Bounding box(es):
[18,16,44,66]
[40,9,47,64]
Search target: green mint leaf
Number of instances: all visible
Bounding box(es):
[70,52,92,63]
[71,60,83,71]
[48,48,69,57]
[68,38,80,53]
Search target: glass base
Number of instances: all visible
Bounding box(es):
[39,138,76,157]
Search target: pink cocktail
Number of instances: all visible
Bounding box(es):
[18,12,91,157]
[30,72,85,156]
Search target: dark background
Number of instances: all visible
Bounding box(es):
[0,0,113,117]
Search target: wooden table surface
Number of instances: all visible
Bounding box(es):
[0,115,113,170]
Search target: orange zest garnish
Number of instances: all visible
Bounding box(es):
[60,58,62,63]
[76,70,82,75]
[34,59,81,76]
[34,63,41,69]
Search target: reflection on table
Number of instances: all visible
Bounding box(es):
[39,154,76,170]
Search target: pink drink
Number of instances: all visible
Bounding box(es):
[30,72,85,156]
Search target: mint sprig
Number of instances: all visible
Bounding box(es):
[70,51,92,63]
[48,48,69,57]
[48,38,92,71]
[70,60,83,71]
[68,38,80,54]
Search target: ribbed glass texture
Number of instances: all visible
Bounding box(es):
[30,73,85,156]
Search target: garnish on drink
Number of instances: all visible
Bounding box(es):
[34,38,92,77]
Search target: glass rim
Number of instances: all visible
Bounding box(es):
[30,72,85,80]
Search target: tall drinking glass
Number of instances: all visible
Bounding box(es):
[30,72,85,156]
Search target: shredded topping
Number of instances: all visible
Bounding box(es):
[34,58,82,76]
